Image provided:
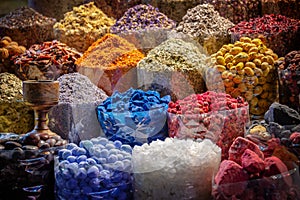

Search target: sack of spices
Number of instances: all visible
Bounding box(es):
[110,4,176,53]
[12,40,81,81]
[76,33,145,96]
[0,73,34,134]
[137,38,208,101]
[0,7,56,48]
[176,3,234,55]
[53,2,115,52]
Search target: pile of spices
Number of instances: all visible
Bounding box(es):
[12,40,81,81]
[0,132,66,199]
[133,138,221,199]
[0,7,56,48]
[56,138,133,199]
[230,14,300,56]
[0,73,34,134]
[167,91,249,160]
[277,50,300,112]
[48,73,107,143]
[96,88,170,146]
[208,37,279,119]
[262,0,300,20]
[110,4,176,51]
[53,2,115,52]
[204,0,261,24]
[0,36,26,73]
[137,38,208,101]
[176,3,234,55]
[76,34,145,95]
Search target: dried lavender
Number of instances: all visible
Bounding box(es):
[137,38,209,100]
[176,3,234,55]
[0,7,56,47]
[57,73,107,104]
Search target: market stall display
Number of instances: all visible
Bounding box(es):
[261,0,300,20]
[12,40,81,81]
[53,2,115,52]
[167,91,249,160]
[96,88,170,146]
[76,33,144,96]
[176,3,234,55]
[48,73,107,144]
[0,7,56,48]
[208,37,279,119]
[133,138,221,199]
[0,73,34,134]
[55,137,133,200]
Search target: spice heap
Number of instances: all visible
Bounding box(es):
[0,73,34,134]
[205,0,260,24]
[167,91,249,160]
[0,36,26,73]
[76,34,145,95]
[110,4,176,34]
[137,38,208,100]
[277,50,300,112]
[213,137,299,200]
[209,37,278,118]
[133,138,221,199]
[176,3,234,55]
[0,7,56,48]
[96,88,170,146]
[0,132,66,199]
[230,14,300,56]
[110,4,176,51]
[56,138,133,199]
[262,0,300,20]
[48,73,107,143]
[13,40,81,81]
[54,2,115,52]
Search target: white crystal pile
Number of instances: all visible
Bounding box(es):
[132,138,221,199]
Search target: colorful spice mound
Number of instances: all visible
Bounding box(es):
[137,38,208,101]
[110,4,176,34]
[230,14,300,56]
[176,3,234,55]
[54,2,115,52]
[208,37,278,118]
[0,73,34,134]
[48,73,107,143]
[56,138,133,199]
[213,137,300,200]
[0,7,56,48]
[13,40,81,81]
[76,33,145,95]
[133,138,221,199]
[0,132,66,199]
[277,50,300,112]
[167,91,249,160]
[0,36,26,73]
[96,88,170,146]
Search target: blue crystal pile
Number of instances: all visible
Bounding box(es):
[96,88,170,146]
[55,137,133,200]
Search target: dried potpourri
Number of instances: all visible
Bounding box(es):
[277,50,300,112]
[167,91,249,160]
[0,7,56,48]
[54,2,115,52]
[12,40,81,81]
[0,73,34,134]
[208,37,278,119]
[230,14,300,57]
[0,36,26,73]
[176,3,234,55]
[213,137,300,200]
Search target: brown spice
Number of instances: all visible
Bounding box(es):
[76,33,145,95]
